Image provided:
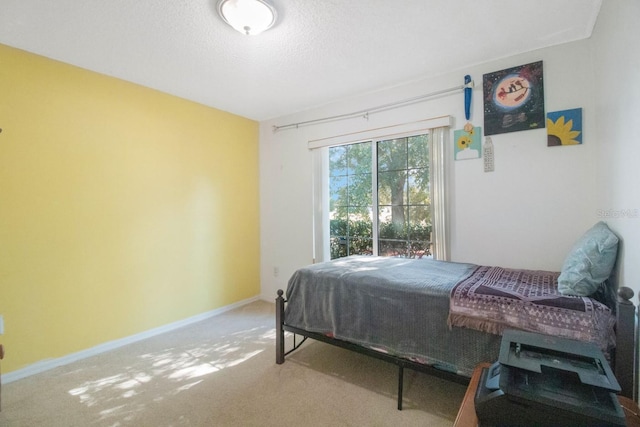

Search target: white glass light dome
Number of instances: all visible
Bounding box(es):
[217,0,277,36]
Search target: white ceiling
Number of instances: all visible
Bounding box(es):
[0,0,602,121]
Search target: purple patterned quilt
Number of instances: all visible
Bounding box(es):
[448,266,616,352]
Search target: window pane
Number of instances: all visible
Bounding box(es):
[330,175,347,210]
[377,170,407,206]
[379,206,408,240]
[330,236,348,259]
[377,134,430,259]
[379,206,409,257]
[378,239,408,257]
[377,138,408,172]
[348,173,372,207]
[408,206,431,232]
[329,211,348,259]
[408,135,429,169]
[329,141,373,259]
[349,210,372,237]
[348,143,372,174]
[408,168,429,205]
[330,211,348,238]
[329,146,347,177]
[408,206,431,258]
[349,237,373,256]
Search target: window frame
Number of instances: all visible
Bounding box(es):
[310,117,452,264]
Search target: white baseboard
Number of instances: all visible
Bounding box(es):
[2,296,259,384]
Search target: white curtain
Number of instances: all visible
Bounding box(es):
[311,147,330,263]
[429,127,450,261]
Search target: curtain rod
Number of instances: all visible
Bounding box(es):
[272,79,474,132]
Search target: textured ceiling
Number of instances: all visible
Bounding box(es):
[0,0,602,121]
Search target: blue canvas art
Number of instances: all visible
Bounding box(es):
[547,108,583,146]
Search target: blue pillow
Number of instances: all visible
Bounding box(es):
[557,222,619,296]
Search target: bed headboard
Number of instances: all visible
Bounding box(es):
[614,286,638,401]
[591,280,619,314]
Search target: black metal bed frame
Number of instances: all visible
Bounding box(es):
[275,287,639,409]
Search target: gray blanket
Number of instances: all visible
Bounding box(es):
[284,256,502,377]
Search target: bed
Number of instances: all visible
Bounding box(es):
[275,222,637,408]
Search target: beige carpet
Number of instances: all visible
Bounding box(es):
[0,301,466,426]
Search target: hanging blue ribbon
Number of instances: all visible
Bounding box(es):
[464,74,472,121]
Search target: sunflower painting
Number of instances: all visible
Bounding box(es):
[547,108,582,146]
[454,126,481,160]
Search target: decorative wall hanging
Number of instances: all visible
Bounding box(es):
[483,61,545,135]
[547,108,582,146]
[483,137,494,172]
[454,126,481,160]
[464,74,473,123]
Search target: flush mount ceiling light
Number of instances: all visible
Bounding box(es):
[217,0,277,36]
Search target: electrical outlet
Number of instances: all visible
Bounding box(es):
[0,315,4,335]
[273,267,279,278]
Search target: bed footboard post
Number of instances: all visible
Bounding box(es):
[397,365,404,411]
[615,286,637,400]
[276,289,286,365]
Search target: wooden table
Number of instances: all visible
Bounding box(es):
[452,362,490,427]
[453,362,640,427]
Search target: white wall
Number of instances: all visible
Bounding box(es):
[592,0,640,293]
[259,3,637,300]
[452,42,598,270]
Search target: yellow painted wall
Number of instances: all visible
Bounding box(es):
[0,44,260,374]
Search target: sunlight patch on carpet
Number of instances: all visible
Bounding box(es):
[65,326,271,422]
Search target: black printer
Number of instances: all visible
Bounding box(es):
[474,329,626,427]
